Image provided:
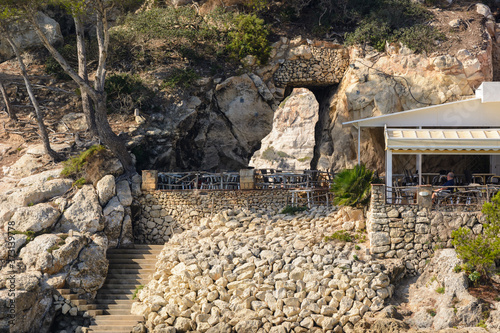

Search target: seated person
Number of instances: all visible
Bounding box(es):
[432,172,454,202]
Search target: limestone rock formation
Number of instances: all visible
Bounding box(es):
[66,235,108,297]
[96,174,116,206]
[406,249,484,330]
[57,185,104,234]
[9,203,60,232]
[0,12,63,62]
[318,43,491,173]
[249,88,319,170]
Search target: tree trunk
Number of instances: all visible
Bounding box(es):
[74,14,98,138]
[5,34,61,161]
[94,95,135,176]
[0,80,16,121]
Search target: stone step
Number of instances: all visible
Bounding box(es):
[95,294,135,300]
[100,284,142,289]
[94,315,143,322]
[98,309,135,315]
[88,325,137,331]
[104,278,150,285]
[108,258,158,264]
[57,289,71,294]
[107,263,155,269]
[70,299,87,306]
[108,267,154,277]
[96,303,133,310]
[107,253,159,259]
[93,299,134,305]
[97,288,137,294]
[132,244,164,249]
[87,309,104,316]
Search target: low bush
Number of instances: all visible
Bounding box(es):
[161,68,200,90]
[325,230,354,243]
[60,145,105,179]
[451,191,500,280]
[281,205,308,215]
[227,13,270,65]
[105,73,157,113]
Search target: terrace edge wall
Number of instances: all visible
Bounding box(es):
[368,184,486,275]
[134,190,290,244]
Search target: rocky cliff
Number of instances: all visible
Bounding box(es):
[128,3,497,174]
[0,146,139,332]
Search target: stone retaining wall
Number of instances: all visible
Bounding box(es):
[135,190,291,244]
[368,184,486,275]
[272,38,349,87]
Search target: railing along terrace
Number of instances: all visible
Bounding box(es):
[158,171,240,190]
[254,169,334,189]
[386,184,500,210]
[156,169,335,191]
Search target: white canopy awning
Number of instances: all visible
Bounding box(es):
[385,128,500,154]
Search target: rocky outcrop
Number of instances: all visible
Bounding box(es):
[0,12,63,62]
[0,148,137,330]
[57,185,104,234]
[406,249,485,330]
[249,88,319,170]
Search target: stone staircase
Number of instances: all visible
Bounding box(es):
[86,244,164,333]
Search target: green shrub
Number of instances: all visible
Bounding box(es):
[105,73,156,113]
[281,205,308,215]
[436,287,445,294]
[161,68,200,90]
[61,145,106,179]
[325,230,354,243]
[343,0,436,53]
[426,308,436,317]
[451,191,500,280]
[331,164,374,207]
[10,230,35,243]
[73,178,86,189]
[392,24,445,53]
[132,285,145,299]
[345,20,390,52]
[227,14,270,65]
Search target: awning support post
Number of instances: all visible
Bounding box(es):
[386,149,392,203]
[357,126,361,165]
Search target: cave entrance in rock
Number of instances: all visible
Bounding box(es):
[284,84,337,170]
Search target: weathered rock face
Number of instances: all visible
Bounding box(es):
[316,42,492,173]
[9,203,61,232]
[57,185,104,234]
[406,249,485,330]
[249,88,319,170]
[66,235,109,297]
[0,272,55,333]
[0,12,63,62]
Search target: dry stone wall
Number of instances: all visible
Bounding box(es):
[272,38,349,87]
[135,190,290,244]
[368,184,486,276]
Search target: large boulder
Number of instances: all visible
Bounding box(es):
[96,175,116,206]
[19,234,61,272]
[7,178,73,207]
[66,235,108,297]
[103,196,125,248]
[56,113,87,133]
[9,203,61,232]
[57,185,104,234]
[116,180,133,206]
[0,12,63,62]
[16,168,64,187]
[213,74,274,152]
[249,88,319,170]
